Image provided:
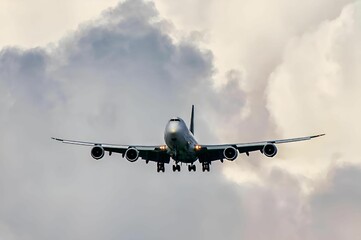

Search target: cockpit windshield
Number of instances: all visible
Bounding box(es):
[170,118,180,122]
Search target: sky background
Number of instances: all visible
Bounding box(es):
[1,0,361,239]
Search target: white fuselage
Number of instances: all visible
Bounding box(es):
[164,117,198,163]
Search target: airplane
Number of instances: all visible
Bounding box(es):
[52,106,324,172]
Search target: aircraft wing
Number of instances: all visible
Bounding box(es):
[51,138,170,163]
[196,134,325,162]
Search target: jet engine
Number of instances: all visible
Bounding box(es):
[263,144,278,157]
[91,146,105,160]
[125,148,139,162]
[223,147,238,161]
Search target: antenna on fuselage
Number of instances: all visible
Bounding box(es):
[190,105,194,135]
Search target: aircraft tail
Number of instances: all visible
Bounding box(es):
[190,105,194,135]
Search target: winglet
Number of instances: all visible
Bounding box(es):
[51,137,64,142]
[190,105,194,135]
[310,134,326,139]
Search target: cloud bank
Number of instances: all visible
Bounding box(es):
[1,0,361,239]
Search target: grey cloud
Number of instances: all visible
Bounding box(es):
[0,0,244,239]
[224,165,361,240]
[309,166,361,240]
[0,48,51,106]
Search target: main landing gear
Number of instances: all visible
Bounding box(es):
[157,163,210,172]
[188,164,196,172]
[172,164,181,172]
[157,162,165,172]
[202,162,210,172]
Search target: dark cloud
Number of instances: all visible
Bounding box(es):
[309,165,361,239]
[0,0,244,239]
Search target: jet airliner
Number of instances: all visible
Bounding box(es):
[52,106,324,172]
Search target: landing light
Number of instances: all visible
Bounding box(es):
[160,145,167,150]
[195,145,202,151]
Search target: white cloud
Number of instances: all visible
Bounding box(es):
[0,0,119,48]
[267,2,361,180]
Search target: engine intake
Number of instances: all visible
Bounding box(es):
[125,148,139,162]
[263,144,278,157]
[91,146,104,160]
[223,147,238,161]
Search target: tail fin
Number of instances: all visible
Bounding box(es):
[190,105,194,135]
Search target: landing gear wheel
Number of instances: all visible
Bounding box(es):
[188,164,196,172]
[202,162,210,172]
[157,162,165,172]
[172,164,181,172]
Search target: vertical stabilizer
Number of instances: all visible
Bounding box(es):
[190,105,194,135]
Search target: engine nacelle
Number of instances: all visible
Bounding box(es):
[263,144,278,157]
[223,147,238,161]
[91,146,105,160]
[125,148,139,162]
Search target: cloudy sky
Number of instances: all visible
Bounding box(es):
[1,0,361,239]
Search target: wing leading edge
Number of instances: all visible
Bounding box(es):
[51,137,170,163]
[196,134,325,162]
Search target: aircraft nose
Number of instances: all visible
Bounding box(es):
[169,125,178,134]
[168,123,180,135]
